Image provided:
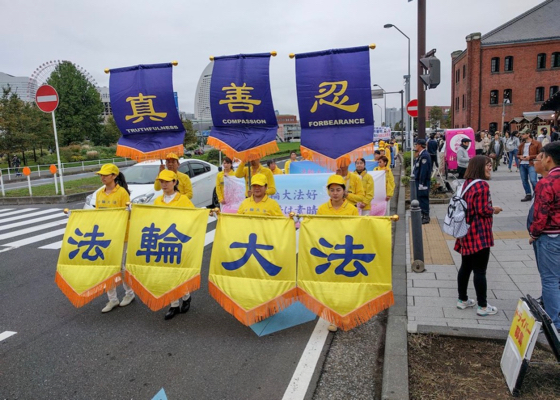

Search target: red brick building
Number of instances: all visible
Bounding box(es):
[451,0,560,132]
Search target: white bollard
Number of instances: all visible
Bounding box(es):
[0,173,4,197]
[27,175,32,196]
[38,165,41,177]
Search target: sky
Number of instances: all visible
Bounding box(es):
[1,0,544,122]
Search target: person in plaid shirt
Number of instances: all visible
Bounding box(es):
[529,142,560,330]
[455,155,503,316]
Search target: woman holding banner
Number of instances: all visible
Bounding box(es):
[237,174,283,216]
[336,165,364,209]
[353,158,374,216]
[374,156,395,203]
[95,163,136,313]
[154,169,195,320]
[215,157,235,206]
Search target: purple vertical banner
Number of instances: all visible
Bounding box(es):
[208,53,279,162]
[295,46,374,170]
[110,63,185,161]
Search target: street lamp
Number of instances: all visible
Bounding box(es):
[374,103,383,126]
[384,23,411,150]
[501,98,511,133]
[373,84,386,126]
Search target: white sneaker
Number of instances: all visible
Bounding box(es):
[477,304,498,316]
[457,299,476,309]
[119,294,135,307]
[102,300,120,313]
[328,324,338,332]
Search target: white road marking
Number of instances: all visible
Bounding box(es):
[0,208,38,218]
[0,208,15,214]
[39,241,63,250]
[0,219,68,241]
[204,229,215,247]
[282,318,331,400]
[0,209,61,224]
[0,228,67,249]
[0,331,17,342]
[0,213,65,232]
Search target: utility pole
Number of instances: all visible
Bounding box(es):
[417,0,426,139]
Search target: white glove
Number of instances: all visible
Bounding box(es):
[418,185,428,190]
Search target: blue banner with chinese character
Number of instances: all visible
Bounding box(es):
[109,63,185,161]
[208,53,279,162]
[125,204,208,311]
[208,214,297,326]
[55,209,129,307]
[295,46,374,170]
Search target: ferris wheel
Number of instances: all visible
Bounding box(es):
[27,60,98,100]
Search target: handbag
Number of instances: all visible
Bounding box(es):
[489,153,496,159]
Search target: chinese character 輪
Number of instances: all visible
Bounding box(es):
[136,223,191,264]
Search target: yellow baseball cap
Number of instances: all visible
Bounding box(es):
[95,163,119,175]
[251,173,268,186]
[327,174,346,188]
[157,170,178,181]
[166,153,179,160]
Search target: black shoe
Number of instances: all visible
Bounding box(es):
[521,195,532,202]
[179,297,191,314]
[164,306,180,320]
[422,216,430,224]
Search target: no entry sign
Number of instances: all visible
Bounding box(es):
[35,85,59,113]
[406,99,418,118]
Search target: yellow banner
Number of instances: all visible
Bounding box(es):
[508,300,537,357]
[297,215,394,330]
[55,209,128,307]
[125,204,208,311]
[208,214,297,325]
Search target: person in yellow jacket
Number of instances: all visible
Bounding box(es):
[95,163,136,313]
[235,158,276,197]
[284,151,298,174]
[317,175,359,216]
[353,158,374,216]
[153,169,195,320]
[154,153,193,199]
[335,164,364,208]
[237,174,283,216]
[215,156,235,205]
[374,156,395,202]
[267,159,284,175]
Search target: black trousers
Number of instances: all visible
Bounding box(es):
[429,153,438,169]
[457,247,491,307]
[417,188,430,216]
[457,166,467,179]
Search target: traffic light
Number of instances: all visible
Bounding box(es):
[420,56,440,89]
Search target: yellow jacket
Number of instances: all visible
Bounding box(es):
[317,199,359,216]
[95,184,130,209]
[342,172,364,206]
[374,166,395,197]
[237,195,284,216]
[154,170,193,199]
[154,192,195,208]
[215,169,235,203]
[354,170,374,211]
[235,164,276,196]
[284,160,295,174]
[271,167,284,175]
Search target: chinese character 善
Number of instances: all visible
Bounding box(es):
[219,83,262,113]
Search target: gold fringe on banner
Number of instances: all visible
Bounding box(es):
[55,271,122,308]
[116,144,185,162]
[207,137,279,163]
[124,271,201,312]
[300,142,375,170]
[297,288,394,331]
[208,281,298,326]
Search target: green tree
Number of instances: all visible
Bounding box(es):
[46,62,104,146]
[97,116,122,146]
[429,106,443,129]
[182,119,197,146]
[0,87,32,165]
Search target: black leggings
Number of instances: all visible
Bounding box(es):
[457,247,491,307]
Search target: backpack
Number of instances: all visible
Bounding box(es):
[443,179,482,238]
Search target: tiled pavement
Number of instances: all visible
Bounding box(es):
[406,167,540,334]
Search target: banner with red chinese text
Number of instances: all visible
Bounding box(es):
[55,209,128,307]
[125,204,208,311]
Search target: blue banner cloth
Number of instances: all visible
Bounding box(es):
[289,160,378,174]
[295,46,374,169]
[110,63,185,160]
[208,54,278,161]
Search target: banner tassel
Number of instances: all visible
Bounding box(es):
[300,143,375,170]
[55,271,122,308]
[116,144,185,162]
[207,137,279,162]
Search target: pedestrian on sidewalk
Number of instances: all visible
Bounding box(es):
[12,155,21,176]
[456,137,471,179]
[482,131,490,155]
[529,142,560,330]
[518,129,542,202]
[505,131,520,172]
[488,133,504,172]
[551,126,559,142]
[413,139,432,224]
[474,132,484,155]
[455,155,503,316]
[427,134,439,170]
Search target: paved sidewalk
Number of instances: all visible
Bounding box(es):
[406,167,539,335]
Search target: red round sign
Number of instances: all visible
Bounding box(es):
[406,99,418,118]
[35,85,59,113]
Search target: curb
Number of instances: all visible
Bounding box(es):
[0,191,93,205]
[381,163,409,400]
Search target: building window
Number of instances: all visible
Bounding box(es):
[535,87,545,102]
[455,97,459,111]
[462,94,466,109]
[490,90,499,105]
[504,56,514,72]
[491,57,500,73]
[503,89,512,103]
[537,53,546,69]
[552,52,560,68]
[462,65,466,79]
[455,69,460,83]
[551,86,559,98]
[489,122,498,133]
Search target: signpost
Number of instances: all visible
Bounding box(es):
[50,164,59,194]
[406,99,418,174]
[35,85,65,195]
